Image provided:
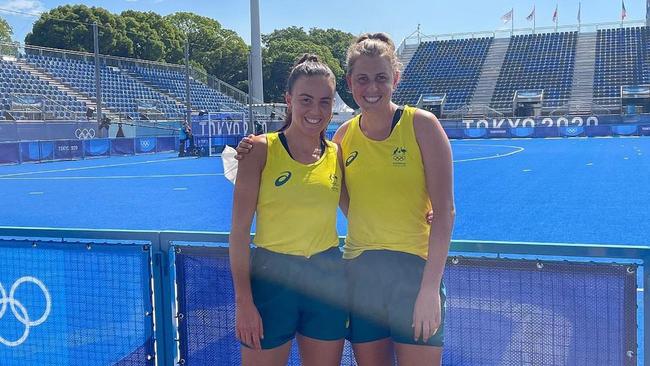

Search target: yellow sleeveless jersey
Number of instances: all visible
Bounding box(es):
[253,132,341,257]
[341,106,432,259]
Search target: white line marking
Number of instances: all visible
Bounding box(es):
[173,187,188,191]
[0,157,189,178]
[0,173,222,181]
[586,163,594,166]
[522,169,532,172]
[453,144,525,163]
[28,192,44,195]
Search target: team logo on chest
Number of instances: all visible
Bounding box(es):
[329,174,340,192]
[392,146,407,166]
[274,171,292,187]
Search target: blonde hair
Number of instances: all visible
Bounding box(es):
[346,32,402,76]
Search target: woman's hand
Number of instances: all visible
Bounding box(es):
[412,287,441,343]
[235,300,264,349]
[235,134,256,160]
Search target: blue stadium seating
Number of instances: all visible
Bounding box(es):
[0,59,86,120]
[491,32,577,110]
[24,55,185,119]
[594,26,650,107]
[394,38,493,111]
[127,65,249,115]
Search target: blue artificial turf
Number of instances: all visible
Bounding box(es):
[2,137,648,247]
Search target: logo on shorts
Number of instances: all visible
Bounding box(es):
[392,147,407,166]
[274,171,292,187]
[345,151,359,167]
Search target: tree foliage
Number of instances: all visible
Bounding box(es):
[26,5,133,56]
[121,11,184,64]
[165,12,249,92]
[0,17,12,43]
[262,27,356,107]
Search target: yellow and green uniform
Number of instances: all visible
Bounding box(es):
[341,105,432,259]
[253,132,341,257]
[249,132,347,349]
[341,106,446,347]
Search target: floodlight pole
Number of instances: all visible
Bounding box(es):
[185,39,191,129]
[93,23,102,136]
[250,0,264,102]
[247,52,254,135]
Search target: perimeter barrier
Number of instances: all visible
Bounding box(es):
[0,227,646,365]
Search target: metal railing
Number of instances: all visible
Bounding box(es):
[397,19,647,50]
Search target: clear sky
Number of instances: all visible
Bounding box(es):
[1,0,648,46]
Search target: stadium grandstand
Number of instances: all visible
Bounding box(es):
[2,21,649,141]
[1,2,650,365]
[393,21,650,120]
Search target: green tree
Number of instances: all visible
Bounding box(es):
[262,37,343,103]
[0,17,12,43]
[165,12,248,91]
[25,5,133,57]
[308,28,356,108]
[120,11,184,63]
[262,26,309,45]
[261,27,355,106]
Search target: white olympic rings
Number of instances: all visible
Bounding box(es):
[75,128,96,140]
[0,276,52,347]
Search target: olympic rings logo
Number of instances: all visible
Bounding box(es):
[0,276,52,347]
[140,140,151,148]
[75,128,96,140]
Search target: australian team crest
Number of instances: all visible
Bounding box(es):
[329,174,340,192]
[392,146,407,166]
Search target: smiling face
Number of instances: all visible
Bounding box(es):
[347,55,399,112]
[285,75,336,138]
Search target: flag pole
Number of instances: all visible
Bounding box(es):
[534,6,536,33]
[511,8,514,35]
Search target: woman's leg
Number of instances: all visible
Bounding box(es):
[351,338,394,366]
[394,343,441,366]
[241,340,292,366]
[296,334,345,366]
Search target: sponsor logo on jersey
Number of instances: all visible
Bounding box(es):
[274,171,292,187]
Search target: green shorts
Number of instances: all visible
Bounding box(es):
[250,247,348,349]
[345,250,446,346]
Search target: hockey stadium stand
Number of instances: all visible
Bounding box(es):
[1,58,86,120]
[126,65,250,115]
[25,54,186,120]
[1,21,650,151]
[594,26,650,109]
[490,31,577,110]
[393,37,493,112]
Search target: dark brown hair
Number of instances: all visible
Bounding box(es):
[279,53,335,140]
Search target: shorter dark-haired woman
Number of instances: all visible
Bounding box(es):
[229,54,348,366]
